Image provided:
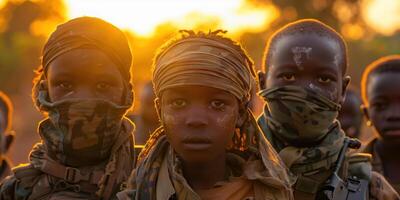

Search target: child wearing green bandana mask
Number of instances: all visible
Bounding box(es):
[258,19,399,200]
[0,17,136,199]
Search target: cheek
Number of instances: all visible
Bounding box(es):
[109,87,124,104]
[161,109,183,132]
[308,83,338,101]
[214,109,239,140]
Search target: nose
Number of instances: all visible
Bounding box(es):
[69,86,97,99]
[185,105,208,128]
[386,103,400,122]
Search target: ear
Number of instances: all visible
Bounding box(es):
[257,70,266,91]
[360,104,372,126]
[154,98,162,121]
[39,79,48,90]
[340,75,351,104]
[4,132,14,153]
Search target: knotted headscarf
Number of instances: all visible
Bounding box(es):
[123,30,293,200]
[153,30,255,103]
[34,17,134,109]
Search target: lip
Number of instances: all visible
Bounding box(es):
[182,137,212,150]
[384,129,400,137]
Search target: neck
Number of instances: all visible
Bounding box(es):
[376,138,400,162]
[182,154,227,190]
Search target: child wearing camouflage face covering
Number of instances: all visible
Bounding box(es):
[258,19,399,200]
[0,17,136,199]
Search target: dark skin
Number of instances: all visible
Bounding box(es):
[338,90,363,138]
[363,72,400,183]
[46,48,125,104]
[259,33,350,145]
[135,83,159,145]
[159,85,243,190]
[0,111,13,155]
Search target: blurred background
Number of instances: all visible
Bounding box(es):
[0,0,399,165]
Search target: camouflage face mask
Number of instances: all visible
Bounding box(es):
[259,86,341,146]
[37,92,129,166]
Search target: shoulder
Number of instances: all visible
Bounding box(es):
[0,163,43,199]
[369,171,400,200]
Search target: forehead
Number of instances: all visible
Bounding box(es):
[162,85,235,99]
[367,73,400,100]
[269,33,343,71]
[47,48,120,76]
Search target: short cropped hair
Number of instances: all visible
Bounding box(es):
[361,55,400,105]
[263,19,348,75]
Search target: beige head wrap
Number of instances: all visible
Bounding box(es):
[153,30,255,103]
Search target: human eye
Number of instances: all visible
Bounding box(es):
[210,100,226,111]
[278,72,295,82]
[317,75,336,84]
[96,82,111,91]
[170,99,187,109]
[371,101,387,111]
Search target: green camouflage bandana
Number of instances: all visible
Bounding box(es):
[37,91,129,166]
[258,86,341,146]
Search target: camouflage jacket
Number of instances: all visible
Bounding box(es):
[0,119,136,200]
[258,114,400,200]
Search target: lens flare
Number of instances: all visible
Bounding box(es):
[65,0,279,37]
[362,0,400,36]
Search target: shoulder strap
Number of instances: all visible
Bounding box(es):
[347,153,372,181]
[39,160,103,185]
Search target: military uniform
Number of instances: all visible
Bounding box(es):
[361,138,400,193]
[0,119,135,200]
[258,109,399,200]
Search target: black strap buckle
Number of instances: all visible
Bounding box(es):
[65,167,81,183]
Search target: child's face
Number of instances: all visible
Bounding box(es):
[366,73,400,142]
[266,33,349,104]
[338,93,362,137]
[161,85,240,163]
[47,49,125,104]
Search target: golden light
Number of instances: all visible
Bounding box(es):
[341,23,364,40]
[65,0,279,37]
[363,0,400,36]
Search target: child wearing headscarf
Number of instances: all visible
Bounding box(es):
[118,30,293,200]
[0,17,136,200]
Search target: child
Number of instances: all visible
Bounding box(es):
[360,55,400,193]
[0,92,15,180]
[118,30,293,200]
[127,82,159,147]
[338,86,363,139]
[0,17,136,199]
[257,19,398,199]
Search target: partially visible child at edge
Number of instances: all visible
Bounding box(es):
[118,30,293,200]
[360,55,400,193]
[338,86,364,139]
[0,92,15,180]
[257,19,399,200]
[127,81,159,156]
[0,17,136,199]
